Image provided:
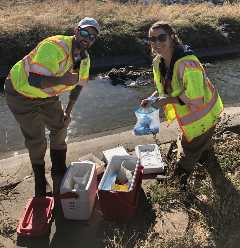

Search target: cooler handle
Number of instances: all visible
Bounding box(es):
[55,191,79,199]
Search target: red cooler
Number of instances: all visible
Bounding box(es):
[17,196,54,237]
[98,155,144,222]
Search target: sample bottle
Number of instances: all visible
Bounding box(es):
[125,170,133,189]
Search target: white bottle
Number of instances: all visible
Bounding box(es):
[125,170,133,189]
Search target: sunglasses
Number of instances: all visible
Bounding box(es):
[147,34,168,43]
[79,29,97,41]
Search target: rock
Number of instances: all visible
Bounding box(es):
[107,68,120,79]
[106,65,153,85]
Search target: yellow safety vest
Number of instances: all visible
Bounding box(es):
[10,35,90,98]
[153,54,224,142]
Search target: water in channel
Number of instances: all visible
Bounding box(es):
[0,54,240,157]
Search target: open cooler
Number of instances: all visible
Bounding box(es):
[57,162,97,220]
[103,146,129,164]
[79,153,105,175]
[98,155,144,222]
[135,144,164,174]
[17,196,54,237]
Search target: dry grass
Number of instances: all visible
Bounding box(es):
[0,0,240,32]
[1,0,240,65]
[144,117,240,247]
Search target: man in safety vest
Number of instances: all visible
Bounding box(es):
[5,17,100,196]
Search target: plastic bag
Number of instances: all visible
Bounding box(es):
[132,106,160,136]
[102,174,117,190]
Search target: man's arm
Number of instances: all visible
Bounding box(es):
[69,85,83,101]
[61,98,77,126]
[40,64,78,88]
[61,85,83,126]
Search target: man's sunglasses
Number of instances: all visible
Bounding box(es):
[79,29,97,41]
[147,34,168,43]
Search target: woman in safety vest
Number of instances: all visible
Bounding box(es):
[140,22,223,188]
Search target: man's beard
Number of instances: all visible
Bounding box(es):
[75,39,89,52]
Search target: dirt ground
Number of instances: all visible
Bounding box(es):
[0,107,240,248]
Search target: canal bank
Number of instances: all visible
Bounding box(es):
[90,43,240,71]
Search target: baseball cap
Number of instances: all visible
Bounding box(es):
[78,17,100,35]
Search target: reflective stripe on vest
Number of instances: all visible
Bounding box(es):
[179,90,218,126]
[176,59,218,126]
[39,87,58,96]
[22,45,39,77]
[178,59,205,106]
[77,77,89,86]
[77,57,89,86]
[22,38,69,78]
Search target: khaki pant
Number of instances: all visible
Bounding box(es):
[177,125,216,171]
[5,78,67,164]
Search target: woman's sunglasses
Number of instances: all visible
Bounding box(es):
[79,29,97,41]
[147,34,168,43]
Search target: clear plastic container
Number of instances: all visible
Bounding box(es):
[73,169,89,189]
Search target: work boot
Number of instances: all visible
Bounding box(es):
[156,175,172,182]
[156,164,191,190]
[50,148,68,196]
[52,175,64,197]
[50,148,67,176]
[174,164,191,188]
[198,149,210,164]
[198,146,217,165]
[32,163,52,197]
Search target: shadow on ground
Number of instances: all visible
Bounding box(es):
[185,133,240,248]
